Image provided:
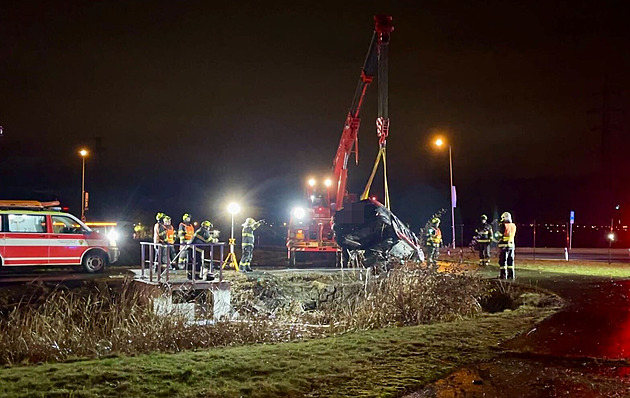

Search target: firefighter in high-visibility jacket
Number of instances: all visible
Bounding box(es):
[475,214,493,266]
[163,215,177,269]
[496,212,517,279]
[177,213,195,270]
[424,217,442,269]
[153,212,167,271]
[240,218,264,272]
[188,220,218,280]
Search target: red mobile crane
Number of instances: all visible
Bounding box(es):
[288,16,421,267]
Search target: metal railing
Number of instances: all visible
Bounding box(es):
[139,242,226,283]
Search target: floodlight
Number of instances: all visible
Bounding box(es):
[227,202,241,215]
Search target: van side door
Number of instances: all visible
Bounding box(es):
[3,213,49,265]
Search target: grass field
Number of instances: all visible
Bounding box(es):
[0,305,554,398]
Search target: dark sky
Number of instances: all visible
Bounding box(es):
[1,0,629,236]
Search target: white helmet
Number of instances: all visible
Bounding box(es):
[242,217,255,226]
[500,212,512,223]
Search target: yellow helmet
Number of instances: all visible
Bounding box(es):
[201,220,213,228]
[431,217,440,226]
[156,212,164,221]
[500,212,512,222]
[183,213,191,221]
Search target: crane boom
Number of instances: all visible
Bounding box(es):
[332,15,393,211]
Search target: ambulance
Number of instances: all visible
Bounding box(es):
[0,200,119,273]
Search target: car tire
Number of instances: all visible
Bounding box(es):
[83,252,106,273]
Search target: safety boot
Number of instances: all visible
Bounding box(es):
[499,269,507,279]
[507,268,515,280]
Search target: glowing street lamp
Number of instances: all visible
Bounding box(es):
[308,178,316,187]
[79,149,89,221]
[433,137,455,249]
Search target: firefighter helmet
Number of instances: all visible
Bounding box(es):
[163,215,171,221]
[201,220,212,228]
[156,212,164,221]
[431,217,440,226]
[481,214,488,221]
[182,213,191,222]
[500,212,512,222]
[243,217,256,226]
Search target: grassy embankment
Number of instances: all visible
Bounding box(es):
[0,305,553,398]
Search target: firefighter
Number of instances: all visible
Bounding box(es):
[240,217,264,272]
[424,217,442,269]
[188,220,218,280]
[474,214,493,266]
[177,213,195,270]
[496,211,517,280]
[153,212,167,271]
[163,215,177,269]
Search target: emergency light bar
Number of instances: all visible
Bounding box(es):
[0,200,61,210]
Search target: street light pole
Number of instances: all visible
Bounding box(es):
[434,137,456,249]
[79,149,88,221]
[230,212,235,255]
[448,145,455,249]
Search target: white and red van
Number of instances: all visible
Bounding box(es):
[0,201,119,273]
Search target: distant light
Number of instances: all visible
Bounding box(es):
[371,196,377,201]
[193,222,198,226]
[79,149,88,157]
[227,202,241,215]
[615,205,620,210]
[324,178,332,187]
[292,207,306,219]
[607,232,615,241]
[308,178,316,187]
[435,138,444,147]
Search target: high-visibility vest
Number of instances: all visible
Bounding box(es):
[179,223,194,242]
[426,227,442,247]
[498,222,516,248]
[165,225,175,244]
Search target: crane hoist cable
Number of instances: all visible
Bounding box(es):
[361,118,390,209]
[360,15,392,211]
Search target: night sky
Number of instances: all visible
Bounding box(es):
[1,0,629,240]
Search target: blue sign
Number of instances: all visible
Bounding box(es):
[570,211,575,224]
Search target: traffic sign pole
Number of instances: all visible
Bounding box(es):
[569,211,574,250]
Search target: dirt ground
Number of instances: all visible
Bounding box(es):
[405,355,630,398]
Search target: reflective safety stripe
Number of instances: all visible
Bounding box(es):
[1,238,94,246]
[242,233,254,238]
[6,257,81,261]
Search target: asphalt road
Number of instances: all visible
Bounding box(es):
[514,247,630,263]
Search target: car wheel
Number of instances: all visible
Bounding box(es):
[83,252,106,273]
